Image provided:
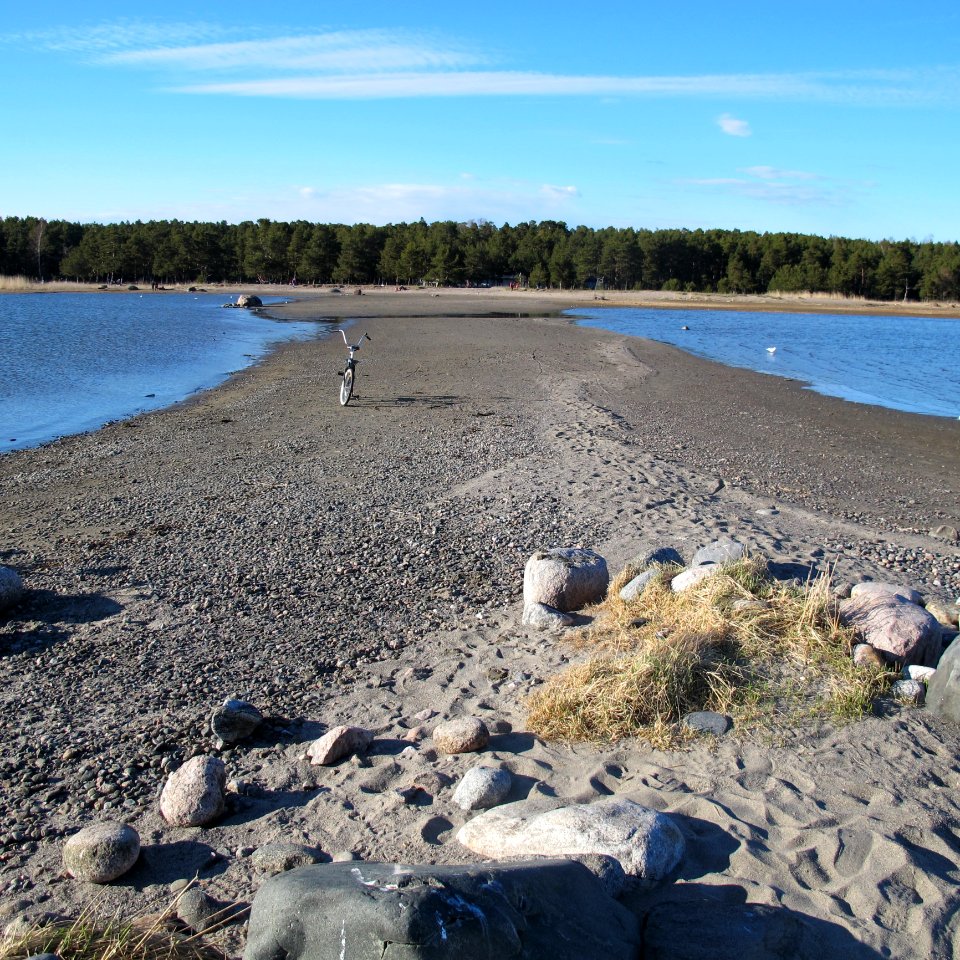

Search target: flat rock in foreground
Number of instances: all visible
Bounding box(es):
[243,859,639,960]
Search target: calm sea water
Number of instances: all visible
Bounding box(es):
[571,307,960,420]
[0,293,321,451]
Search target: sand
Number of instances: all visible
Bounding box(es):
[1,287,959,957]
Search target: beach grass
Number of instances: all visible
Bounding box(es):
[0,892,234,960]
[527,556,894,746]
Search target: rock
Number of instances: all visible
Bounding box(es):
[839,593,942,666]
[682,711,732,736]
[0,565,24,612]
[623,546,685,580]
[456,796,685,880]
[852,643,887,669]
[176,887,244,932]
[691,537,745,567]
[243,860,640,960]
[930,524,959,542]
[523,548,609,612]
[926,639,960,723]
[236,294,263,308]
[562,853,627,898]
[903,664,936,683]
[619,569,657,602]
[251,842,321,875]
[925,600,959,628]
[891,678,926,706]
[210,699,262,745]
[452,766,512,810]
[671,563,719,592]
[521,601,574,630]
[62,821,140,883]
[159,755,227,827]
[851,581,923,605]
[432,716,490,754]
[307,725,372,766]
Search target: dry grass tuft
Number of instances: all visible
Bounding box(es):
[0,890,234,960]
[528,557,893,746]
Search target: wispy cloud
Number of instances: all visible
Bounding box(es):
[717,113,751,136]
[7,22,960,106]
[681,165,860,207]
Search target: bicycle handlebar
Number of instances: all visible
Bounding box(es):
[340,330,372,350]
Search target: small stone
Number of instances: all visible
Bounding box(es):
[210,699,262,745]
[521,601,574,631]
[852,643,887,669]
[619,569,657,602]
[251,842,321,875]
[452,766,513,810]
[563,853,628,898]
[432,716,490,754]
[682,711,732,736]
[307,725,372,766]
[671,564,719,592]
[691,538,745,567]
[891,678,926,706]
[159,756,227,827]
[903,664,936,683]
[925,600,959,628]
[176,887,243,932]
[62,821,140,883]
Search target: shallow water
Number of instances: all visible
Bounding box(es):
[570,307,960,419]
[0,293,321,451]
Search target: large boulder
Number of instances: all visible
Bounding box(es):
[456,796,684,881]
[243,860,640,960]
[236,294,263,308]
[523,548,608,612]
[926,639,960,723]
[159,755,227,827]
[839,593,942,666]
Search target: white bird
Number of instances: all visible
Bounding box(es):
[766,346,777,354]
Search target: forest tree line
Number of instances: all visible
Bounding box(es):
[3,215,960,301]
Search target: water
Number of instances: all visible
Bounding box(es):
[0,293,321,451]
[570,307,960,419]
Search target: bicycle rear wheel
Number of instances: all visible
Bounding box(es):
[339,367,354,406]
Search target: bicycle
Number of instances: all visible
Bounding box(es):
[338,329,371,406]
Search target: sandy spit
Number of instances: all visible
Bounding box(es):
[0,287,958,958]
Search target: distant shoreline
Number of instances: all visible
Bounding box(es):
[3,279,960,319]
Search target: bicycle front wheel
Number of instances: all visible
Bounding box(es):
[339,367,354,406]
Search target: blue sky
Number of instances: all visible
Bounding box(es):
[2,1,959,240]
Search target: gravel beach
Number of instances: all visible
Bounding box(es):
[1,287,958,956]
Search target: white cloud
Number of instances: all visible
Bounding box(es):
[718,113,751,136]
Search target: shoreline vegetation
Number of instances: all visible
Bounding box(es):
[1,288,958,957]
[4,216,960,303]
